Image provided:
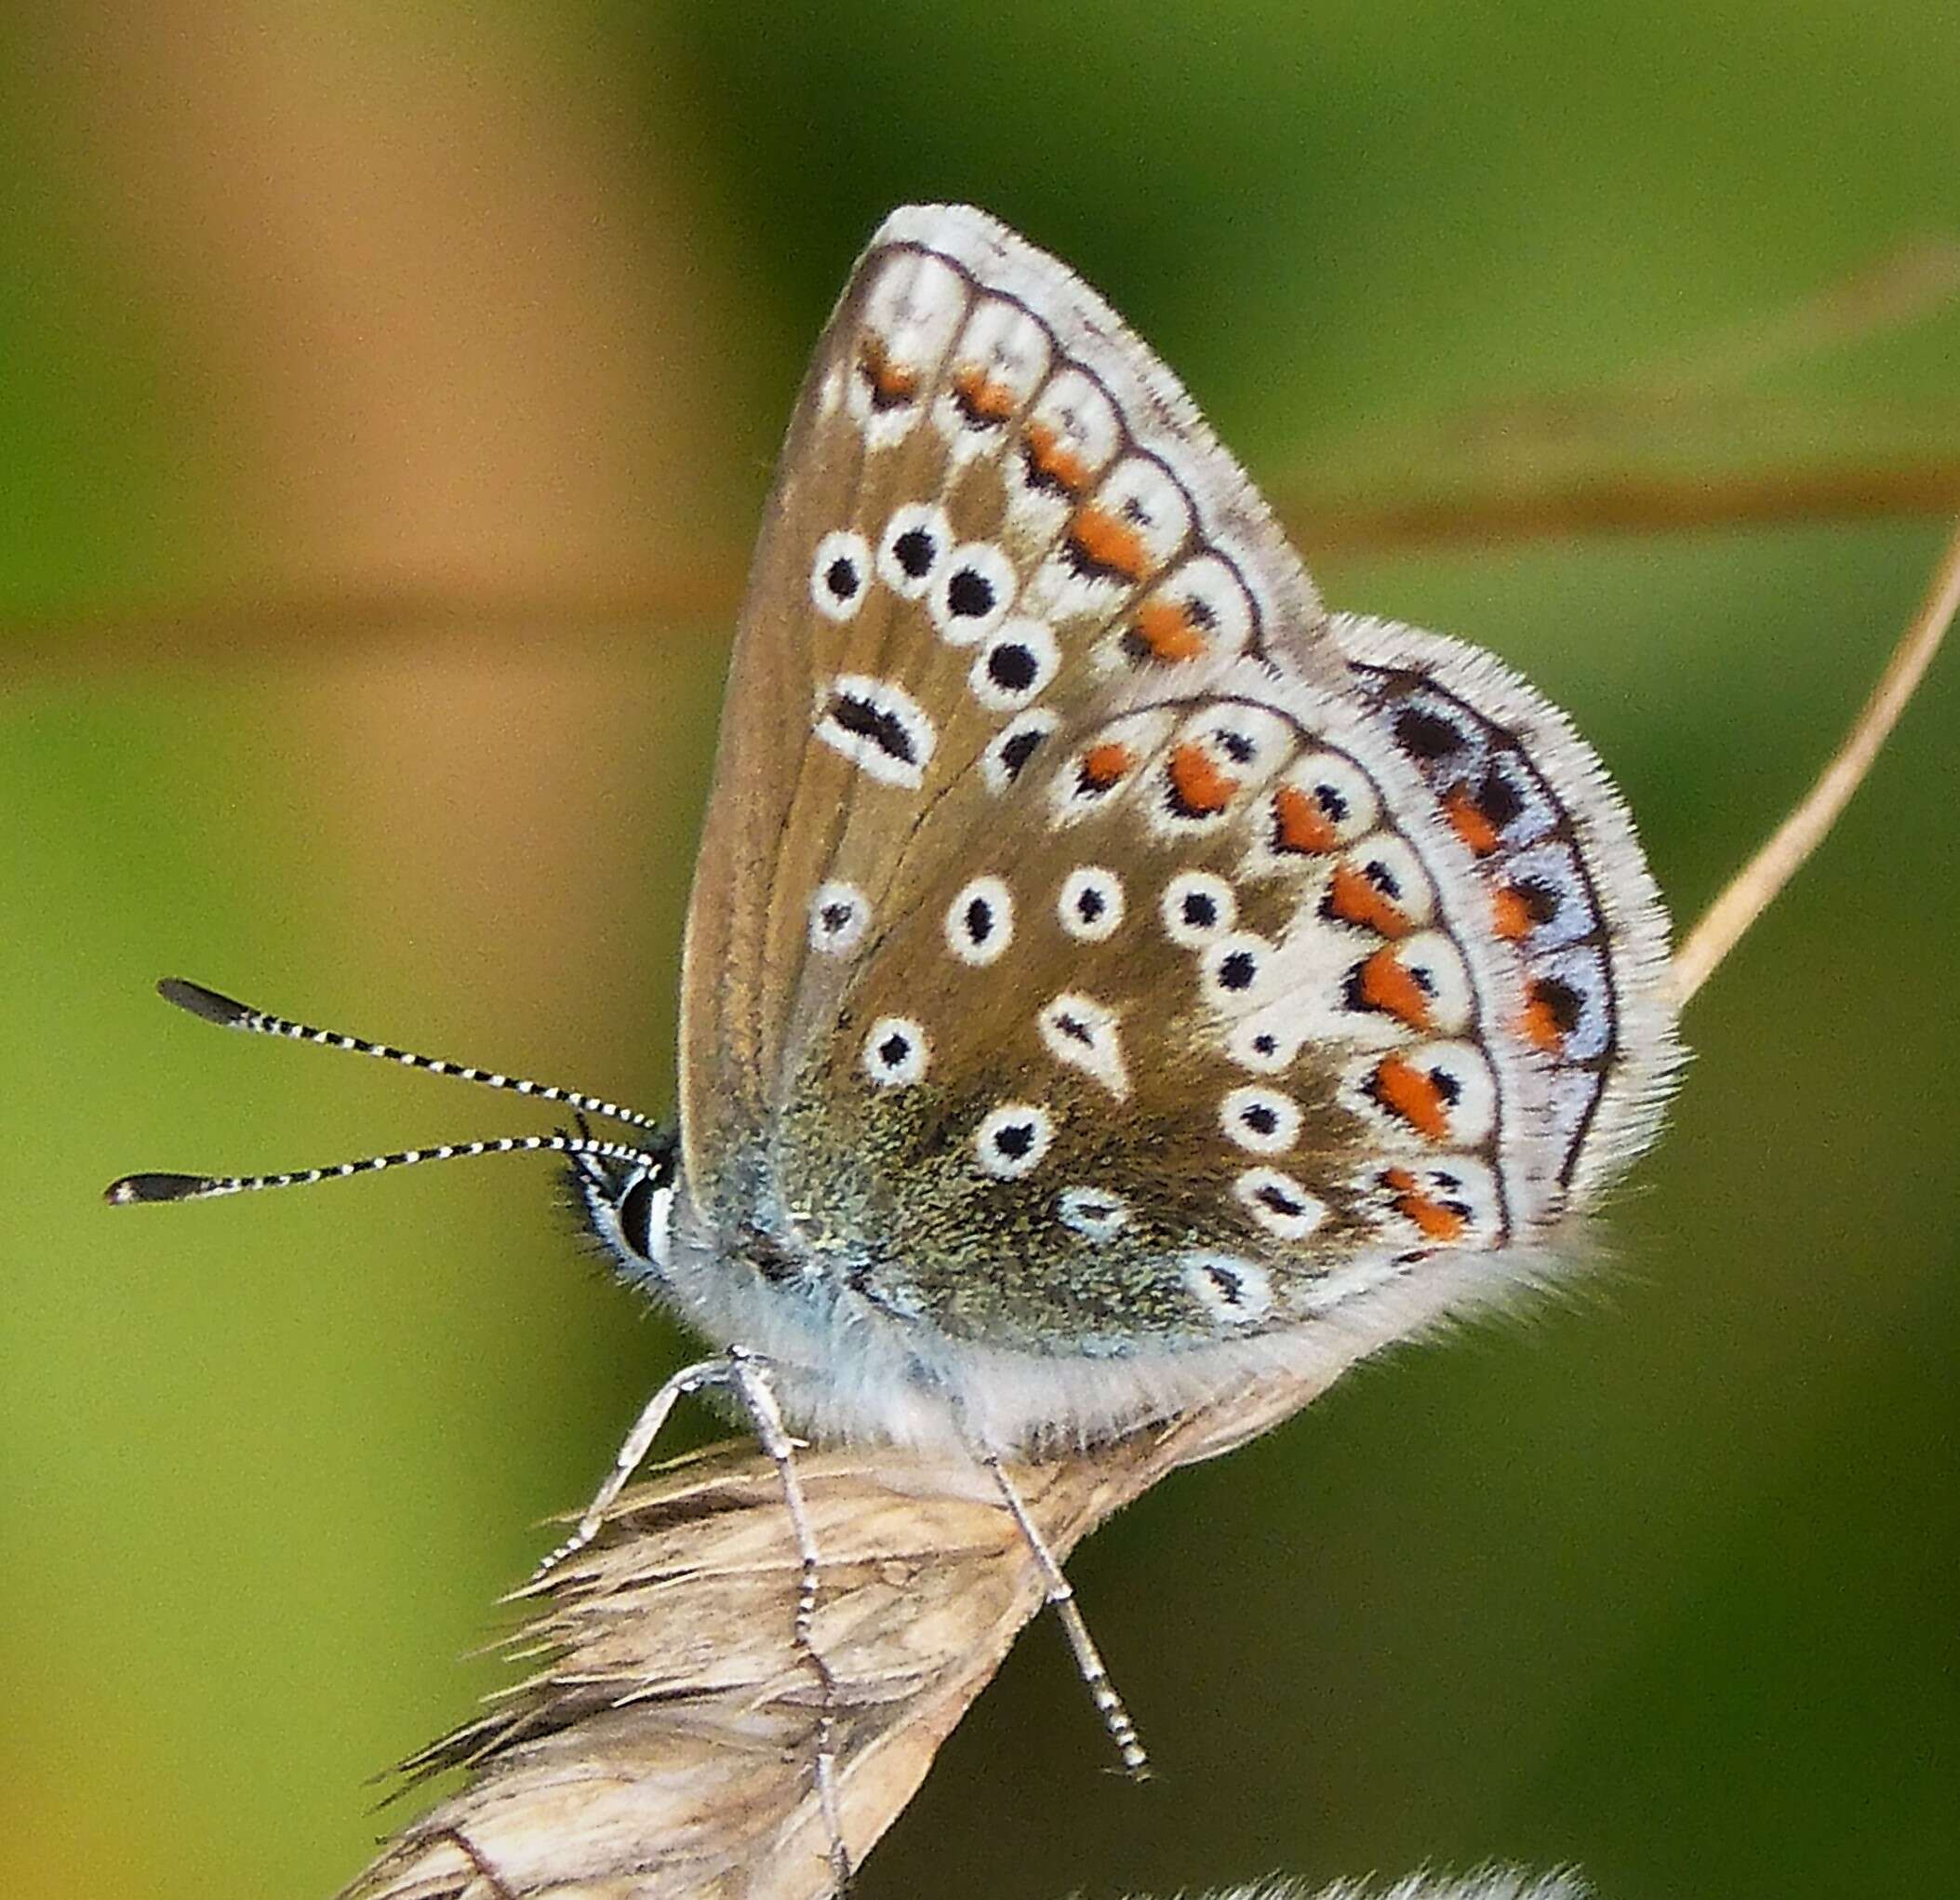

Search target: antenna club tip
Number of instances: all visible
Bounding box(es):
[104,1171,207,1205]
[157,978,253,1027]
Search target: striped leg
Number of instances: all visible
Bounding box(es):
[530,1354,735,1580]
[726,1350,850,1893]
[986,1457,1149,1779]
[534,1349,851,1892]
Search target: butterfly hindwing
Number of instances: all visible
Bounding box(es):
[1332,616,1680,1201]
[771,658,1556,1363]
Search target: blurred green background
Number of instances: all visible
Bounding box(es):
[4,6,1954,1897]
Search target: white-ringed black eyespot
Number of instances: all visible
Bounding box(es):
[809,529,873,622]
[945,876,1014,966]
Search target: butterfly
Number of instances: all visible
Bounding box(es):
[111,204,1682,1856]
[620,201,1678,1435]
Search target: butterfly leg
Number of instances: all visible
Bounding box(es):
[532,1350,849,1886]
[985,1457,1150,1779]
[530,1354,734,1579]
[724,1348,852,1893]
[428,1825,515,1900]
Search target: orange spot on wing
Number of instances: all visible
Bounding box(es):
[1371,1064,1450,1141]
[1491,886,1532,941]
[1066,504,1150,582]
[1080,742,1135,789]
[1518,983,1567,1053]
[1167,743,1237,815]
[1021,421,1091,495]
[1357,949,1432,1029]
[1327,863,1413,938]
[951,364,1018,424]
[1272,783,1339,855]
[857,336,919,408]
[1130,597,1208,662]
[1381,1164,1468,1241]
[1445,785,1502,857]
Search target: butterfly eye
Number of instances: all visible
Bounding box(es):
[616,1170,673,1265]
[809,529,873,622]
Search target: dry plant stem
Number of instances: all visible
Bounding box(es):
[1672,517,1960,1004]
[340,1360,1363,1900]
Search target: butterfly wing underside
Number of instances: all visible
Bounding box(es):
[679,205,1679,1407]
[681,204,1337,1224]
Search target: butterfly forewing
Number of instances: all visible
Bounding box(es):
[681,206,1344,1227]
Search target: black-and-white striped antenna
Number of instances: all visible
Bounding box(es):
[153,978,663,1130]
[106,1130,669,1205]
[103,978,673,1207]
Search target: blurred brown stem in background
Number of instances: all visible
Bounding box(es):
[7,455,1960,689]
[7,234,1960,686]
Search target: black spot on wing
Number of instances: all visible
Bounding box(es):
[1393,706,1468,759]
[829,690,917,766]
